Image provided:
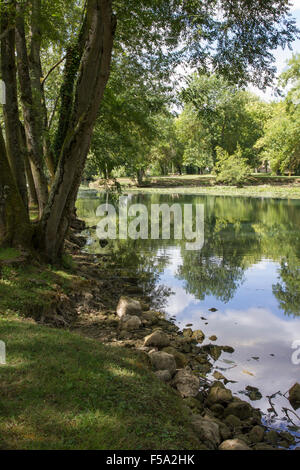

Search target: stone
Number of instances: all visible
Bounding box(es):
[219,439,251,450]
[182,328,193,338]
[210,403,225,419]
[224,400,253,420]
[142,311,159,324]
[191,415,221,449]
[116,296,142,318]
[206,385,233,406]
[172,367,200,398]
[183,397,204,413]
[154,370,172,382]
[248,425,265,443]
[149,351,176,376]
[144,330,170,349]
[222,346,235,354]
[288,382,300,410]
[265,430,279,445]
[224,414,242,428]
[253,443,275,450]
[120,315,141,331]
[213,371,226,381]
[192,329,205,343]
[245,385,262,401]
[162,347,188,368]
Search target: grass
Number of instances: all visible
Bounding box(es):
[0,248,21,261]
[0,259,85,320]
[125,184,300,199]
[0,316,198,450]
[0,254,199,450]
[90,175,300,200]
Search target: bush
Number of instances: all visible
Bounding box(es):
[214,146,252,186]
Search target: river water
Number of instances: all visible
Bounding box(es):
[76,190,300,436]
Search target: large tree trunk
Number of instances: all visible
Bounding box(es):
[0,125,32,248]
[0,8,28,209]
[39,0,116,261]
[15,3,49,217]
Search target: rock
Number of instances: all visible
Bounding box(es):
[142,311,159,324]
[213,371,226,381]
[149,351,176,376]
[279,431,295,446]
[288,382,300,410]
[222,346,235,353]
[162,347,188,368]
[209,335,217,341]
[154,370,172,382]
[206,385,233,406]
[248,425,265,443]
[201,344,222,361]
[191,415,221,449]
[182,328,193,338]
[265,430,279,445]
[192,329,205,343]
[224,400,253,420]
[183,397,204,413]
[210,403,225,419]
[253,443,275,450]
[144,330,170,349]
[172,367,200,398]
[245,385,262,401]
[219,439,251,450]
[224,414,242,428]
[116,296,142,318]
[120,315,141,331]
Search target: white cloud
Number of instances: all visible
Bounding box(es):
[291,0,300,11]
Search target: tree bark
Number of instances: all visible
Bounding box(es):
[0,124,32,248]
[29,0,55,178]
[39,0,116,261]
[15,4,49,217]
[0,7,28,209]
[19,122,38,207]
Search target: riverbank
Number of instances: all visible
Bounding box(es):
[89,175,300,199]
[0,247,299,450]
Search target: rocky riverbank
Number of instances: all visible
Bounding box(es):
[65,251,300,451]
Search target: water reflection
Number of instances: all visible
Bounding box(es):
[76,191,300,431]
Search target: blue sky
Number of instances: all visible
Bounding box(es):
[250,0,300,99]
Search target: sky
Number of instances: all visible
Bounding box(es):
[249,0,300,100]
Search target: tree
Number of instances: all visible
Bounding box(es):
[214,145,252,185]
[0,0,298,261]
[180,74,270,168]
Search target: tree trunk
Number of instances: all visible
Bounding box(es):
[39,0,116,261]
[0,8,28,209]
[0,125,32,248]
[15,4,49,217]
[19,122,38,207]
[29,0,55,178]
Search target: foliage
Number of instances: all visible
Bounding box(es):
[214,146,252,186]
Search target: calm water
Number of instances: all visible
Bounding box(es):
[77,190,300,434]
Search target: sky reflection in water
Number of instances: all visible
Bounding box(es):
[77,191,300,432]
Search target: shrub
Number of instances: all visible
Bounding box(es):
[214,146,252,186]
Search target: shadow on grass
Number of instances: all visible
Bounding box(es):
[0,319,198,450]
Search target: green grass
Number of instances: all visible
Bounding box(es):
[0,248,21,261]
[0,316,198,450]
[125,184,300,199]
[0,260,85,320]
